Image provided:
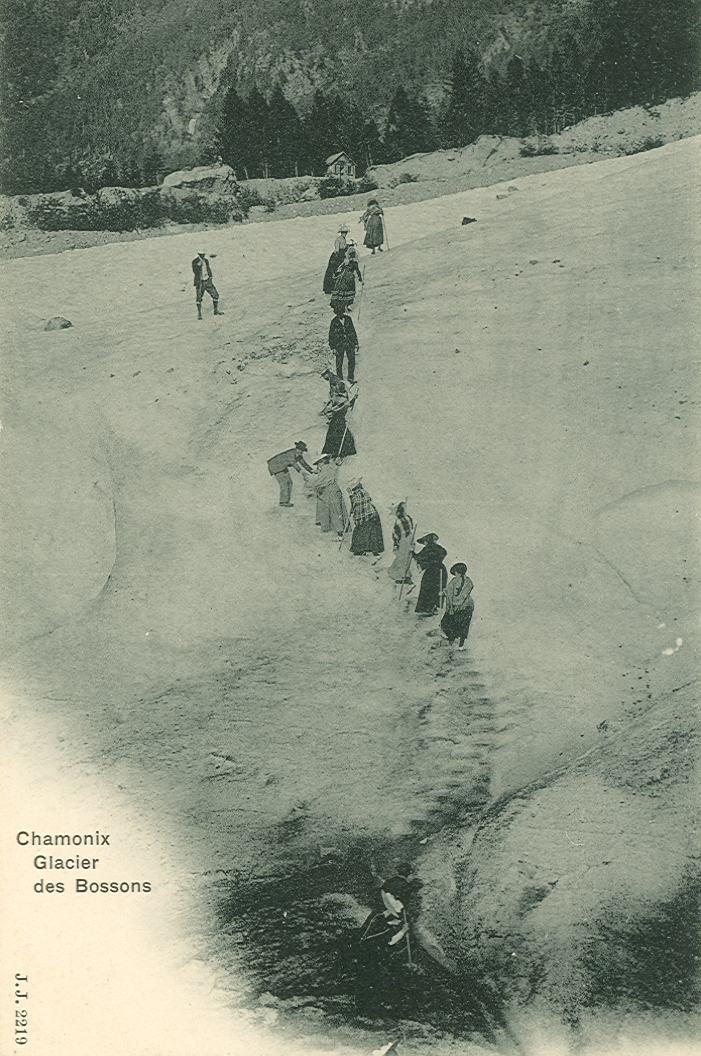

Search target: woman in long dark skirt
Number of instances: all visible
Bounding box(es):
[413,533,448,615]
[321,385,356,459]
[361,199,385,254]
[347,479,384,556]
[330,247,363,311]
[441,563,474,649]
[323,248,345,294]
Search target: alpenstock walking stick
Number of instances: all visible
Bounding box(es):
[356,266,366,322]
[383,214,390,251]
[398,522,418,602]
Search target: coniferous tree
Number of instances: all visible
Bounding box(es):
[244,88,272,178]
[383,86,436,161]
[216,86,249,177]
[268,84,304,177]
[440,47,485,148]
[501,55,530,137]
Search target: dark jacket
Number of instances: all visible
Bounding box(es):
[267,447,314,476]
[192,256,213,286]
[329,314,358,352]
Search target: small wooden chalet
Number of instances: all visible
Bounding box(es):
[325,152,356,179]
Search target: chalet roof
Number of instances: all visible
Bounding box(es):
[325,151,355,165]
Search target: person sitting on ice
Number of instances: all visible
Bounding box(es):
[266,441,314,507]
[347,479,384,557]
[320,369,346,417]
[192,251,223,319]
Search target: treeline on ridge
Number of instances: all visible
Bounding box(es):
[1,0,698,195]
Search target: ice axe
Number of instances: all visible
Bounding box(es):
[398,521,418,602]
[356,265,366,321]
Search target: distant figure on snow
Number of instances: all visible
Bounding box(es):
[412,533,447,616]
[308,454,348,536]
[347,479,384,556]
[322,383,357,460]
[441,563,474,650]
[330,246,363,312]
[192,251,223,319]
[267,441,314,507]
[361,199,384,254]
[387,502,414,586]
[329,306,358,383]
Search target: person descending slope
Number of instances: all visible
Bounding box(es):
[387,502,415,587]
[192,251,223,319]
[334,225,350,255]
[347,479,384,557]
[328,305,359,383]
[361,199,385,254]
[441,563,474,650]
[322,383,357,460]
[307,454,348,536]
[330,246,363,312]
[267,441,315,507]
[412,533,448,616]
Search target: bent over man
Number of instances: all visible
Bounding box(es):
[267,441,314,507]
[192,251,223,319]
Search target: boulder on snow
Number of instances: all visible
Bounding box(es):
[161,165,237,195]
[44,317,73,330]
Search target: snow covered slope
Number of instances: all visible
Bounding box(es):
[0,136,698,1055]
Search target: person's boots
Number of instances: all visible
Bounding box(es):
[213,300,224,315]
[197,304,202,320]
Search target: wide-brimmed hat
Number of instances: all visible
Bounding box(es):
[339,224,349,233]
[417,533,438,544]
[450,562,467,576]
[295,440,308,451]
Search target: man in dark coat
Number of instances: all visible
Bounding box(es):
[328,306,359,382]
[267,441,314,506]
[192,251,223,319]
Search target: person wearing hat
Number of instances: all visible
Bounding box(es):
[347,479,384,556]
[191,251,223,319]
[328,304,359,383]
[266,441,314,507]
[387,501,414,587]
[321,383,357,460]
[360,198,384,254]
[440,563,474,650]
[412,533,448,615]
[334,225,350,255]
[307,454,348,535]
[323,233,348,295]
[330,245,363,312]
